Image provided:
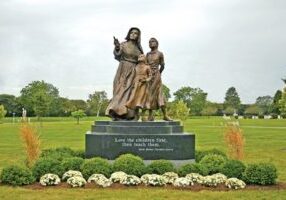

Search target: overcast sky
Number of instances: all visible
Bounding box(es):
[0,0,285,104]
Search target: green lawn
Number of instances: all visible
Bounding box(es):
[0,117,286,199]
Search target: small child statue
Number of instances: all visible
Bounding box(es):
[125,54,152,121]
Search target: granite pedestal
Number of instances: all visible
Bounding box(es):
[85,121,195,166]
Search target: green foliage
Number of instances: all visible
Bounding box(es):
[201,103,218,116]
[255,95,273,115]
[147,160,175,175]
[86,91,108,117]
[19,80,60,118]
[0,94,21,116]
[32,158,64,180]
[195,149,227,162]
[0,165,35,186]
[62,157,84,171]
[162,84,171,102]
[199,154,227,175]
[0,104,7,123]
[224,106,235,115]
[224,87,241,110]
[178,163,209,176]
[40,147,75,161]
[80,157,112,179]
[271,90,282,114]
[73,149,85,158]
[71,109,86,124]
[168,100,189,121]
[242,163,277,185]
[279,86,286,116]
[173,86,207,115]
[244,104,262,116]
[221,159,246,179]
[113,154,146,177]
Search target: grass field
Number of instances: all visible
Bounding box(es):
[0,117,286,199]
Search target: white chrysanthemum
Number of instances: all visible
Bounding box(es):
[140,174,167,186]
[62,170,83,181]
[67,176,86,187]
[225,178,246,189]
[211,173,227,184]
[88,174,112,187]
[173,177,190,187]
[110,171,127,183]
[185,173,204,184]
[40,173,61,186]
[120,175,141,186]
[162,172,179,184]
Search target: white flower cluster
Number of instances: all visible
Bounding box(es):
[140,174,167,186]
[185,173,204,184]
[173,177,191,187]
[39,173,61,186]
[88,174,112,187]
[225,178,246,189]
[67,176,87,187]
[110,171,127,183]
[62,170,83,181]
[162,172,179,184]
[120,175,141,186]
[202,173,227,187]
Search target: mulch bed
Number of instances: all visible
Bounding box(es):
[12,182,286,191]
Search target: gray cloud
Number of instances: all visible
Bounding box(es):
[0,0,285,103]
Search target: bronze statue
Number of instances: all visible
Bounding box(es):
[126,54,152,121]
[145,38,172,121]
[105,27,144,120]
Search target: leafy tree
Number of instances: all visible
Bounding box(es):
[162,84,171,102]
[244,105,262,116]
[86,91,108,117]
[272,90,282,114]
[19,80,60,120]
[224,106,235,116]
[0,94,22,116]
[70,100,87,112]
[201,102,218,117]
[71,109,86,124]
[224,87,241,110]
[173,86,207,115]
[0,105,7,123]
[279,86,286,117]
[255,96,273,115]
[168,100,189,121]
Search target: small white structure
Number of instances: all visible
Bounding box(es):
[264,115,272,119]
[252,115,258,119]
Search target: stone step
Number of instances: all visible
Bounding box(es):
[91,125,173,134]
[94,121,181,126]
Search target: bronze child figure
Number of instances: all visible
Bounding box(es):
[126,54,152,121]
[145,38,172,121]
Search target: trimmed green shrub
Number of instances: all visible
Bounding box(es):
[113,154,146,177]
[195,149,227,162]
[40,147,75,161]
[62,157,84,171]
[32,158,65,180]
[221,159,246,179]
[80,157,112,179]
[73,149,85,158]
[147,160,175,175]
[0,165,35,186]
[178,163,209,176]
[242,163,277,185]
[199,154,227,175]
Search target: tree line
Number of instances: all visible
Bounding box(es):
[0,80,285,119]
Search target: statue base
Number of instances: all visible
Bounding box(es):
[85,121,195,166]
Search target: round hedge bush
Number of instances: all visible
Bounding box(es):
[32,158,65,180]
[221,159,246,179]
[62,157,84,172]
[195,149,227,162]
[80,157,112,179]
[0,165,35,186]
[199,154,227,175]
[178,163,209,176]
[242,163,277,185]
[113,154,146,177]
[147,160,175,175]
